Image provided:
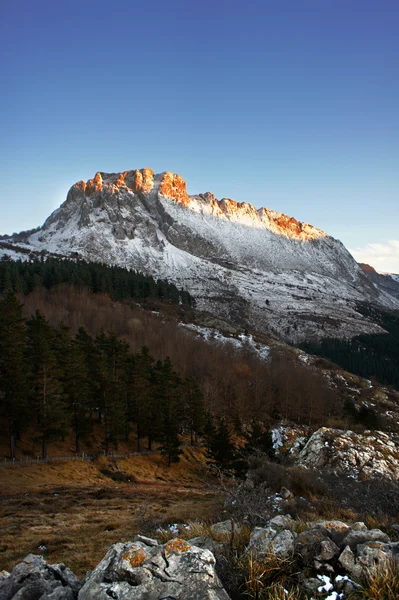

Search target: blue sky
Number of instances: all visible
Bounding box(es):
[1,0,398,270]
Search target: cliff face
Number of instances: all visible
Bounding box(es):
[2,168,398,341]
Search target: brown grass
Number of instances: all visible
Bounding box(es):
[0,449,221,577]
[349,558,399,600]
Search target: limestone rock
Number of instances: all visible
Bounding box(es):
[133,535,158,547]
[210,520,241,538]
[298,428,399,481]
[0,554,81,600]
[343,529,390,548]
[338,546,356,573]
[268,515,294,530]
[315,539,340,561]
[248,526,294,556]
[78,538,230,600]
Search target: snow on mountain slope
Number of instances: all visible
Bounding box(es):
[2,168,398,341]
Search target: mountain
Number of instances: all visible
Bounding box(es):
[359,263,399,302]
[1,168,398,341]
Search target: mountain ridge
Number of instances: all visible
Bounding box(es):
[1,168,398,341]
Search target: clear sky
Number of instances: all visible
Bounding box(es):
[1,0,398,271]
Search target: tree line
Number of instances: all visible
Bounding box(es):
[0,255,195,306]
[0,292,204,463]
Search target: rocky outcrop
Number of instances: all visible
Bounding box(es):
[0,553,81,600]
[298,427,399,481]
[78,537,229,600]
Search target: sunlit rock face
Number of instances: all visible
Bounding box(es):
[3,168,399,341]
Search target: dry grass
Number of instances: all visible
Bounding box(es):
[264,583,303,600]
[349,558,399,600]
[0,449,221,577]
[238,550,298,599]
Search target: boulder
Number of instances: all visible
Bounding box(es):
[0,554,81,600]
[356,541,397,571]
[315,539,340,562]
[308,520,350,546]
[133,535,158,547]
[78,538,230,600]
[248,526,294,556]
[210,520,241,538]
[338,546,356,574]
[298,428,399,481]
[295,528,330,559]
[343,528,390,548]
[268,515,294,530]
[248,527,277,554]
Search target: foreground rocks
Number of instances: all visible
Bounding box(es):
[0,537,229,600]
[1,517,399,599]
[0,554,81,600]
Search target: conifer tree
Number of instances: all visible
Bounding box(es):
[182,376,205,446]
[75,327,98,426]
[56,324,91,453]
[26,311,67,459]
[0,292,28,458]
[155,357,183,466]
[95,331,129,452]
[126,346,155,452]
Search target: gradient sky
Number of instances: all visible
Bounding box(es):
[1,0,398,270]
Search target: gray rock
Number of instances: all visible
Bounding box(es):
[133,535,158,547]
[45,589,75,600]
[0,554,81,600]
[0,574,9,584]
[294,528,329,559]
[356,541,394,571]
[210,520,241,538]
[302,578,322,595]
[187,537,225,553]
[338,546,356,573]
[315,539,340,562]
[334,575,359,595]
[78,538,230,600]
[268,515,294,530]
[248,526,294,556]
[272,530,295,555]
[248,527,277,554]
[352,522,367,531]
[343,528,390,548]
[279,487,293,500]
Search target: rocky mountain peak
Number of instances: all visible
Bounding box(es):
[3,166,399,342]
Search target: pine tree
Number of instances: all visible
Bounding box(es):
[155,358,183,466]
[95,332,128,452]
[26,311,67,459]
[182,377,205,446]
[0,292,28,458]
[127,346,155,452]
[75,327,98,426]
[56,324,91,453]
